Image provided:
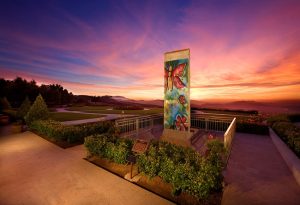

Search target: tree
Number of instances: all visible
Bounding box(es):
[25,94,49,125]
[17,96,31,121]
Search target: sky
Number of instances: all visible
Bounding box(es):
[0,0,300,101]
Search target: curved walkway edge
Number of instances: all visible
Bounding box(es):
[222,132,300,205]
[269,128,300,186]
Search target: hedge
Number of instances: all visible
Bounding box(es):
[267,114,290,126]
[85,134,133,164]
[236,122,269,135]
[272,121,300,158]
[84,135,225,200]
[30,120,112,144]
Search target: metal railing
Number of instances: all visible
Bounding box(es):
[115,114,163,137]
[191,113,233,131]
[116,113,236,138]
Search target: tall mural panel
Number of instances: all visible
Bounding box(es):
[164,49,190,132]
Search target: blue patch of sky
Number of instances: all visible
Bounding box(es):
[0,57,133,86]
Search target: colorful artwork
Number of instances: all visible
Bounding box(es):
[164,56,190,131]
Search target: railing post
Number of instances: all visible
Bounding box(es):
[136,118,139,136]
[205,118,208,131]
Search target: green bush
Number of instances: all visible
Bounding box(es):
[236,122,269,135]
[84,134,225,200]
[137,140,224,199]
[30,120,112,144]
[267,114,290,126]
[272,121,300,158]
[25,94,49,125]
[16,97,31,121]
[85,134,133,164]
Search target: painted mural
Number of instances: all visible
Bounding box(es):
[164,58,190,131]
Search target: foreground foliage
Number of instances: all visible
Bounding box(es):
[84,135,225,200]
[85,134,133,164]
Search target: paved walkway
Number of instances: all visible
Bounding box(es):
[0,132,173,205]
[222,133,300,205]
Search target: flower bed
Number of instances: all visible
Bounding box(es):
[84,134,225,204]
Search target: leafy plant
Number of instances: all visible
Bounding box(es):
[30,120,112,144]
[84,134,133,164]
[272,121,300,158]
[137,140,225,199]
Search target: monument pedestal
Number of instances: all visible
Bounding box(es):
[161,128,195,147]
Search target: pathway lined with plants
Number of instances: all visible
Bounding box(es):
[222,132,300,205]
[0,131,173,205]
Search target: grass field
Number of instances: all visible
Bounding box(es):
[66,106,163,115]
[49,112,105,122]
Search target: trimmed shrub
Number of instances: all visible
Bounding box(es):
[17,96,31,121]
[267,114,290,126]
[137,140,225,199]
[85,134,225,200]
[25,94,49,125]
[85,134,133,164]
[31,120,112,144]
[272,121,300,158]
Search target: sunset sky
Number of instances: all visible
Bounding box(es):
[0,0,300,101]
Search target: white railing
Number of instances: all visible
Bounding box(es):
[191,113,233,131]
[115,114,163,137]
[116,113,237,150]
[224,117,237,150]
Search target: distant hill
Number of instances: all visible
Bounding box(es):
[191,100,300,114]
[74,94,300,113]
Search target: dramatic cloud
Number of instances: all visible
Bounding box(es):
[0,0,299,100]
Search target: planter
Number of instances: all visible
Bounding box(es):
[269,128,300,186]
[86,155,221,205]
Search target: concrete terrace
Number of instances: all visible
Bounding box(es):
[222,133,300,205]
[0,131,173,205]
[1,128,300,205]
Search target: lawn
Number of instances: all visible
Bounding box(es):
[66,106,163,115]
[49,112,105,122]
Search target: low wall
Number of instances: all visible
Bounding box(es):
[269,128,300,186]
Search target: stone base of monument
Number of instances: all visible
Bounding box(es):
[160,128,199,148]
